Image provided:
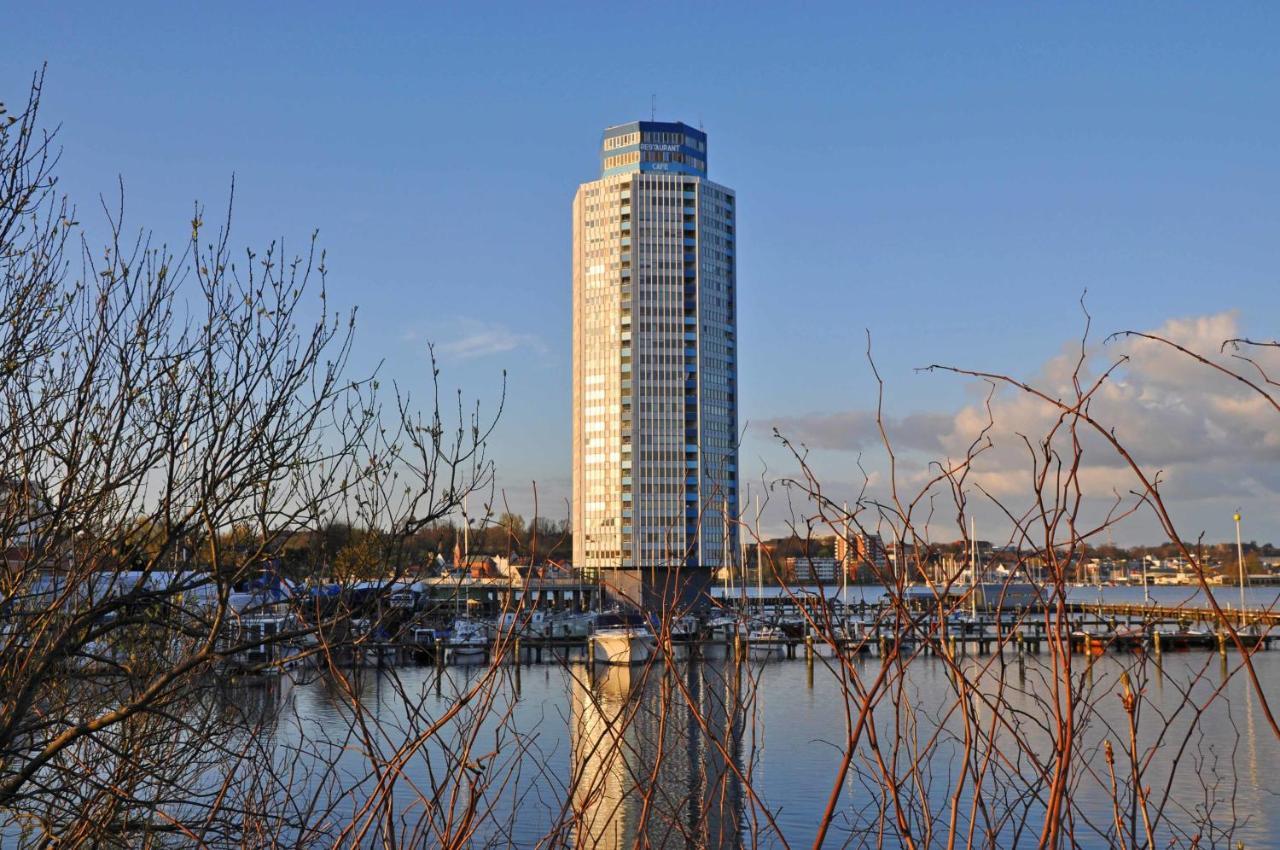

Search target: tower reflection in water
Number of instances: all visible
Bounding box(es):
[569,659,747,849]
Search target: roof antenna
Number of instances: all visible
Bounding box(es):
[650,94,656,121]
[698,112,704,131]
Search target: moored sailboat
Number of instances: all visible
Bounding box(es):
[447,616,489,663]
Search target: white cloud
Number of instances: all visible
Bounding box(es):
[760,311,1280,542]
[763,409,952,454]
[434,319,546,362]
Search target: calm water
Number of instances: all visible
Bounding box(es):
[12,582,1275,847]
[258,644,1280,848]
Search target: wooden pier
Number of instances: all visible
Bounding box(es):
[345,614,1274,670]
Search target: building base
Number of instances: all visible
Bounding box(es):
[598,566,714,614]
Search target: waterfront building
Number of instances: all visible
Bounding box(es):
[835,530,889,581]
[572,121,738,577]
[785,556,841,584]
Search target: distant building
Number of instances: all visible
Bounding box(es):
[457,556,499,579]
[836,531,889,581]
[452,556,517,580]
[785,556,840,584]
[834,533,850,571]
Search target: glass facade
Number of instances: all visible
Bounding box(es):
[573,121,738,572]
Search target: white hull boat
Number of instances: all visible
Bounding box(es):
[656,614,700,660]
[592,613,657,665]
[492,610,550,640]
[549,611,597,639]
[747,623,785,660]
[448,617,489,663]
[233,613,307,672]
[449,641,488,663]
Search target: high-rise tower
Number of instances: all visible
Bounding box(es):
[572,121,738,576]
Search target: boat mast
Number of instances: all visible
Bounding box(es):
[1236,510,1247,627]
[1103,528,1114,605]
[722,496,730,607]
[737,486,747,613]
[457,493,468,619]
[970,516,978,620]
[755,491,764,622]
[841,502,849,617]
[723,494,733,610]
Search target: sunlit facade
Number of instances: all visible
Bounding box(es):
[573,121,738,573]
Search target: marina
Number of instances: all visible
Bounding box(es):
[231,582,1280,672]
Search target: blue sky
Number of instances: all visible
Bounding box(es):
[5,4,1279,544]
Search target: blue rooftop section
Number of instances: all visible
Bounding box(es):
[600,120,708,178]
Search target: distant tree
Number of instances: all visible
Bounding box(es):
[331,532,383,582]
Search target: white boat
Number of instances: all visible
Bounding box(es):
[548,610,597,638]
[702,610,748,658]
[669,614,700,641]
[747,622,786,659]
[492,609,550,640]
[836,624,871,652]
[348,616,392,666]
[706,610,747,640]
[654,614,701,660]
[592,612,656,665]
[448,616,489,663]
[830,618,869,646]
[946,612,982,633]
[233,612,308,672]
[411,627,442,661]
[775,613,807,636]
